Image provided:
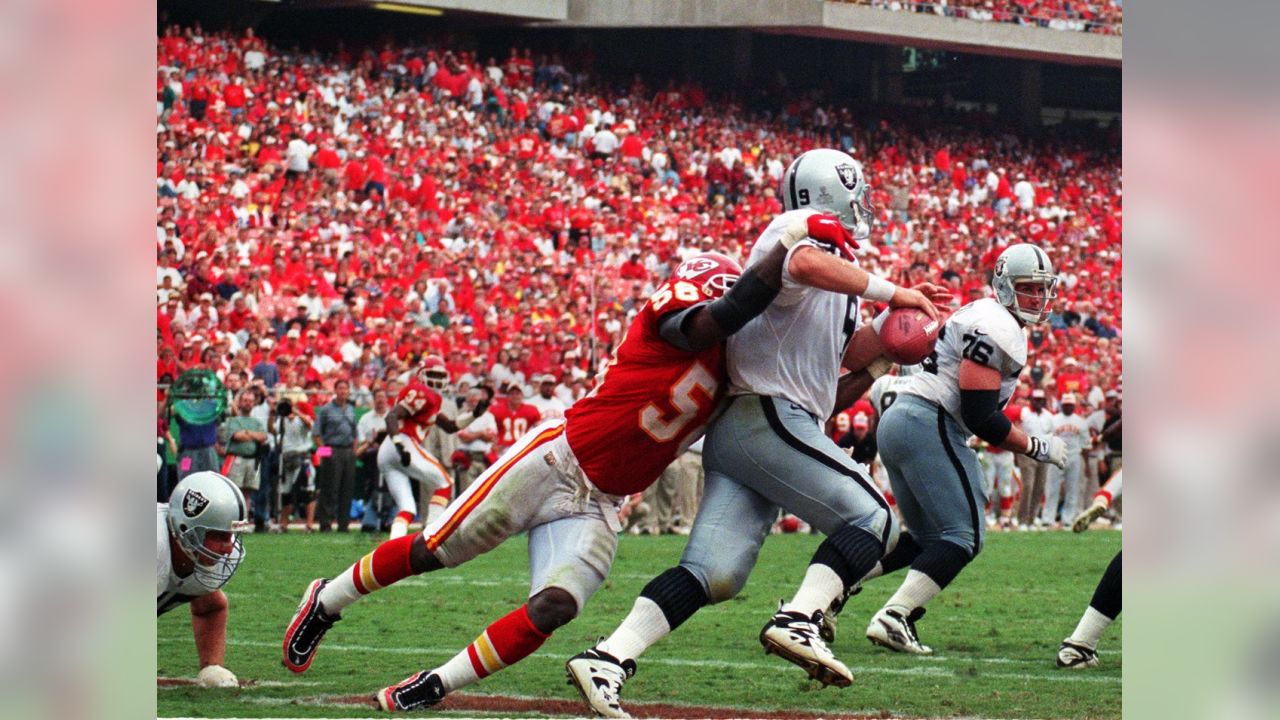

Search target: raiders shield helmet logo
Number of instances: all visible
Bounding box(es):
[835,163,860,191]
[995,256,1007,278]
[183,489,211,518]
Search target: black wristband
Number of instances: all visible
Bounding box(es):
[706,268,779,336]
[959,388,1013,446]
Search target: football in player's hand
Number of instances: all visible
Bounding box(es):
[879,308,941,365]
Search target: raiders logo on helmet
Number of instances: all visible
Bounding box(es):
[995,256,1007,277]
[835,163,859,191]
[183,489,211,518]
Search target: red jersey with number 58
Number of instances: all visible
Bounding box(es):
[565,279,725,495]
[395,380,443,445]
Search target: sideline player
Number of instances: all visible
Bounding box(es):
[567,148,949,717]
[859,243,1068,655]
[1058,471,1122,667]
[378,356,487,539]
[158,471,250,687]
[282,214,858,711]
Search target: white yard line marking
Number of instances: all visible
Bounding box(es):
[158,637,1118,684]
[157,678,325,690]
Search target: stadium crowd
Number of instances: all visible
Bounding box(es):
[156,24,1122,531]
[846,0,1123,35]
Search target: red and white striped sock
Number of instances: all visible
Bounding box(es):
[426,487,451,523]
[317,533,417,614]
[435,605,550,692]
[389,510,415,539]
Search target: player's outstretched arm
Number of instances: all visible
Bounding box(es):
[788,246,946,321]
[436,395,490,434]
[667,213,861,352]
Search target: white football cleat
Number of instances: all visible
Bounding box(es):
[760,603,853,687]
[866,606,934,655]
[1056,639,1100,669]
[566,647,636,718]
[1072,499,1110,533]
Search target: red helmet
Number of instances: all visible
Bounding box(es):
[673,252,742,300]
[417,355,449,391]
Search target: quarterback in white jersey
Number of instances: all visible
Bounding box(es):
[857,243,1070,655]
[158,472,249,687]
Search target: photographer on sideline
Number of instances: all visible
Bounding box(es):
[217,390,268,508]
[274,390,316,532]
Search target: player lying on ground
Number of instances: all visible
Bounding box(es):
[281,214,857,712]
[1058,471,1122,668]
[158,472,250,688]
[567,149,951,718]
[378,356,488,538]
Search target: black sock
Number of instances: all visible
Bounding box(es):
[810,524,885,589]
[880,531,922,576]
[640,566,709,631]
[910,541,973,590]
[1090,551,1122,620]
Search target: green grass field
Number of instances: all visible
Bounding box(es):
[159,530,1121,719]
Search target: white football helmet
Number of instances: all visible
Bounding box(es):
[781,148,874,240]
[991,243,1059,325]
[167,471,249,592]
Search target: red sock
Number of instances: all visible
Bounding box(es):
[465,604,550,679]
[430,486,451,509]
[394,510,415,525]
[999,496,1014,512]
[351,533,416,594]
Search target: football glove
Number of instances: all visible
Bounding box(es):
[1026,435,1067,469]
[196,664,238,688]
[780,213,858,261]
[395,442,411,467]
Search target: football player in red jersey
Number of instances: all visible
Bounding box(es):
[283,214,858,711]
[378,356,490,539]
[489,387,543,456]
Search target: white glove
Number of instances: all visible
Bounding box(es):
[196,664,239,688]
[1026,435,1067,469]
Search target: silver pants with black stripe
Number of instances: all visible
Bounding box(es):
[677,395,898,603]
[877,394,986,556]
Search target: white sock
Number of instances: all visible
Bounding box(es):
[597,597,671,662]
[861,561,885,583]
[1069,606,1113,648]
[883,570,943,613]
[435,651,480,693]
[317,566,362,614]
[782,563,844,616]
[388,519,408,539]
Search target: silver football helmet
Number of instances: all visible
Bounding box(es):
[781,148,874,240]
[167,471,249,592]
[991,243,1059,325]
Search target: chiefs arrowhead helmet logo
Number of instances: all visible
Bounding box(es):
[183,489,211,518]
[835,163,860,191]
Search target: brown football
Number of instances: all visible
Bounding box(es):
[880,308,941,365]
